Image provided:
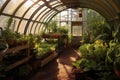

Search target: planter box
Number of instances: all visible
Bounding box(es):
[40,51,58,67]
[32,51,58,69]
[6,56,32,71]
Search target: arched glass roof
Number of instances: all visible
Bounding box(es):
[0,0,120,34]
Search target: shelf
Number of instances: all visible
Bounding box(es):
[1,44,29,55]
[6,56,32,71]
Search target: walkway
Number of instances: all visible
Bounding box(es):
[28,48,80,80]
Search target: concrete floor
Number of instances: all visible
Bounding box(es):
[28,48,80,80]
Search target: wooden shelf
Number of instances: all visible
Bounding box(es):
[3,44,29,55]
[0,43,31,72]
[6,56,32,71]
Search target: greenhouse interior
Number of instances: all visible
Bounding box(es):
[0,0,120,80]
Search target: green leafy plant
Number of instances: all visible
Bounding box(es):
[48,20,58,33]
[34,43,56,59]
[2,18,14,39]
[57,26,68,35]
[113,26,120,43]
[76,39,108,71]
[114,57,120,70]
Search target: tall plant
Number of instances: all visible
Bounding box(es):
[48,20,58,33]
[2,17,16,40]
[85,9,114,43]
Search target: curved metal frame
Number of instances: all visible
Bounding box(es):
[33,4,65,33]
[24,0,57,34]
[16,0,41,32]
[0,0,120,34]
[30,0,63,33]
[0,0,10,15]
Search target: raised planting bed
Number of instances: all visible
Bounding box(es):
[6,56,32,71]
[32,51,58,69]
[0,43,29,55]
[40,51,58,67]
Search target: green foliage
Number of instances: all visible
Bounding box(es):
[48,20,58,33]
[34,43,56,59]
[73,58,97,71]
[114,57,120,70]
[27,34,40,45]
[57,26,68,34]
[106,40,118,64]
[75,38,120,79]
[113,26,120,43]
[81,33,90,43]
[85,9,113,43]
[6,17,13,28]
[77,39,108,71]
[2,18,16,40]
[89,23,113,43]
[97,72,118,80]
[68,34,73,44]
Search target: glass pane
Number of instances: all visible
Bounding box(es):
[37,1,44,5]
[0,16,19,32]
[0,0,6,7]
[72,11,81,21]
[26,22,33,34]
[24,5,39,19]
[15,0,34,17]
[60,10,68,21]
[50,2,60,8]
[0,15,9,29]
[48,12,57,22]
[3,0,24,14]
[51,4,59,8]
[36,24,41,34]
[68,9,72,21]
[40,24,45,31]
[46,0,50,2]
[18,20,27,34]
[56,6,66,11]
[13,18,20,31]
[72,26,82,36]
[40,10,55,22]
[31,23,37,34]
[36,7,50,21]
[49,1,58,5]
[32,6,47,20]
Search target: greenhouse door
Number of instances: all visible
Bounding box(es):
[71,21,82,46]
[71,21,83,36]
